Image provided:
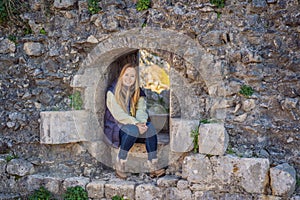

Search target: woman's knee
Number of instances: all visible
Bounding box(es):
[145,122,157,137]
[120,124,139,137]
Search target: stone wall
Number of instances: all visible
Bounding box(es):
[0,0,299,197]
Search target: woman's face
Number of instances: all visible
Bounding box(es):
[122,67,136,87]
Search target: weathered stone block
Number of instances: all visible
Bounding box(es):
[40,111,101,144]
[6,159,34,177]
[182,154,270,194]
[177,180,189,190]
[170,118,199,152]
[27,174,63,194]
[270,163,296,197]
[0,38,15,54]
[198,123,229,156]
[135,184,162,200]
[164,187,192,200]
[54,0,77,9]
[211,156,269,194]
[86,180,106,199]
[105,180,135,200]
[62,177,90,191]
[193,191,254,200]
[23,42,44,56]
[157,175,179,187]
[182,154,213,188]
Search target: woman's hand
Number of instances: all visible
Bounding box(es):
[136,123,148,134]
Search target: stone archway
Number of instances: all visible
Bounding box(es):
[40,27,227,172]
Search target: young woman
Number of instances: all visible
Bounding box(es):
[104,63,165,179]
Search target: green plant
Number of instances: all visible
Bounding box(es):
[239,85,254,97]
[136,0,151,11]
[141,22,147,28]
[200,119,218,124]
[0,0,29,24]
[296,177,300,187]
[69,91,83,110]
[210,0,225,8]
[88,0,101,14]
[8,35,17,43]
[63,186,88,200]
[5,154,18,162]
[0,1,8,23]
[28,186,55,200]
[190,126,199,153]
[226,145,235,155]
[40,28,47,35]
[24,26,33,35]
[112,195,129,200]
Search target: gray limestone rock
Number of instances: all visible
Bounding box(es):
[105,180,136,200]
[6,159,34,177]
[198,123,229,156]
[170,118,199,152]
[23,42,44,56]
[0,38,16,54]
[86,180,106,199]
[182,154,270,194]
[135,184,162,200]
[270,163,296,197]
[62,177,90,191]
[54,0,77,9]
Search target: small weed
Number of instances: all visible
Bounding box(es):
[210,0,225,8]
[239,85,254,97]
[296,177,300,187]
[28,186,55,200]
[190,126,199,153]
[0,1,8,23]
[0,0,29,24]
[69,91,83,110]
[142,22,147,28]
[136,0,151,11]
[8,35,17,43]
[200,119,218,124]
[23,26,33,35]
[88,0,101,14]
[112,195,129,200]
[5,154,18,162]
[63,186,88,200]
[226,145,235,155]
[40,28,47,35]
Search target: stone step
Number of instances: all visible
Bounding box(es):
[111,143,170,173]
[86,141,170,173]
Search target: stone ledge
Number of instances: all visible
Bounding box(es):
[40,110,101,144]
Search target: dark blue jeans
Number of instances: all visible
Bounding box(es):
[118,123,157,161]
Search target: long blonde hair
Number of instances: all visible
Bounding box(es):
[115,63,140,117]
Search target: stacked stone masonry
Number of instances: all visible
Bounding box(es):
[0,0,300,198]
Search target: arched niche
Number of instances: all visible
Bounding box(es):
[41,27,227,173]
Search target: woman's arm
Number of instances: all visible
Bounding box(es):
[106,91,139,125]
[136,97,148,123]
